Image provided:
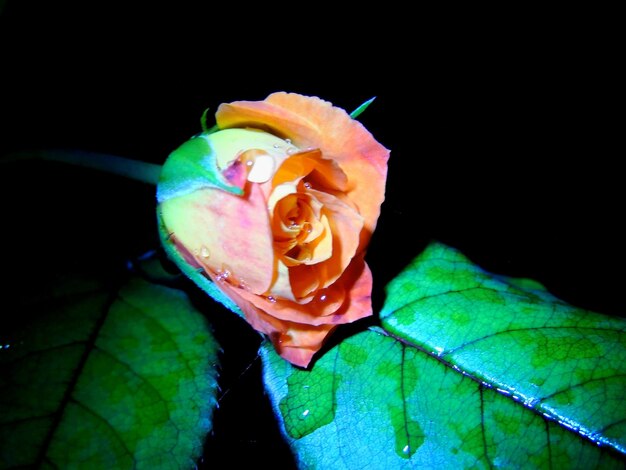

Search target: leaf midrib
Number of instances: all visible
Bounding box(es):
[376,327,626,462]
[32,288,119,469]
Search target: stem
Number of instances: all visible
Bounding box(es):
[4,149,162,185]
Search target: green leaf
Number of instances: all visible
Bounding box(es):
[157,133,243,203]
[0,275,220,469]
[261,243,626,468]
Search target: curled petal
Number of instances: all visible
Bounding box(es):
[210,254,373,367]
[214,254,373,327]
[216,92,389,250]
[289,189,363,293]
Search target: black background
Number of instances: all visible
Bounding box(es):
[1,2,623,467]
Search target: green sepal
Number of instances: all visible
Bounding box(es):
[156,133,243,203]
[349,97,376,119]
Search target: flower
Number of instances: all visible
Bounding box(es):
[157,92,389,367]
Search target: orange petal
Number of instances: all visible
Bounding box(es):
[160,184,274,295]
[208,255,373,367]
[322,254,373,324]
[289,189,363,292]
[228,276,345,324]
[217,253,373,326]
[216,92,389,249]
[272,323,336,368]
[269,259,296,301]
[207,274,335,367]
[272,149,348,192]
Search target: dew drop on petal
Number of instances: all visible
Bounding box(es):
[303,182,312,189]
[267,295,277,303]
[200,246,210,259]
[247,154,275,183]
[216,269,231,282]
[285,138,292,144]
[318,292,328,302]
[286,147,297,155]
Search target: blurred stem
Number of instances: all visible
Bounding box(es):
[4,149,162,185]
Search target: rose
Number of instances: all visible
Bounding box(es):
[157,92,389,367]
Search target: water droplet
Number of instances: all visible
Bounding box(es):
[216,269,231,282]
[303,182,312,189]
[390,408,423,459]
[267,296,277,303]
[286,147,297,155]
[280,365,336,439]
[273,143,280,148]
[200,246,210,259]
[247,154,275,183]
[285,138,292,144]
[318,293,327,302]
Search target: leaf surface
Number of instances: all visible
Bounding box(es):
[0,276,219,469]
[262,243,626,468]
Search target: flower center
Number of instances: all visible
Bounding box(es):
[272,185,331,267]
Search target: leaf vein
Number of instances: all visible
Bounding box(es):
[71,397,135,462]
[444,326,626,356]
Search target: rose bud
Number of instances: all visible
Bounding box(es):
[157,92,389,367]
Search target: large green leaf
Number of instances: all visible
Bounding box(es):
[261,243,626,468]
[0,276,220,469]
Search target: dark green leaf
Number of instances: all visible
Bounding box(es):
[0,276,220,469]
[262,243,626,468]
